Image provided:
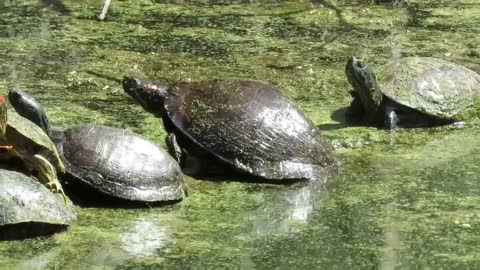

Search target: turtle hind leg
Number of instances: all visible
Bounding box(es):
[166,133,183,164]
[346,91,366,124]
[29,154,67,203]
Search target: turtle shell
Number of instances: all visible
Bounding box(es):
[163,80,338,182]
[0,169,76,240]
[3,113,65,173]
[378,57,480,119]
[54,124,187,202]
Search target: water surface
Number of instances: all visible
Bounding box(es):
[1,0,480,269]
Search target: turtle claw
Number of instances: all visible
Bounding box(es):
[31,154,67,204]
[46,182,67,203]
[45,181,60,193]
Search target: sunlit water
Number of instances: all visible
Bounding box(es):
[1,0,480,269]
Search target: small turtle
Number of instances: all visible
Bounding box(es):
[345,57,480,128]
[9,89,187,203]
[0,168,76,240]
[0,95,65,198]
[52,125,187,202]
[123,77,338,182]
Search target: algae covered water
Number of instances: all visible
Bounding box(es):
[1,0,480,269]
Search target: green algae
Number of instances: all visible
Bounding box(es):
[1,0,480,269]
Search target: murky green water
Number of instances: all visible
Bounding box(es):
[1,0,480,269]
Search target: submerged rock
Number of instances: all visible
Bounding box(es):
[0,169,76,241]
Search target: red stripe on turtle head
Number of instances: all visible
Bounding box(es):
[0,96,5,103]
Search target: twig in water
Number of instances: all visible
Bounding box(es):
[98,0,111,21]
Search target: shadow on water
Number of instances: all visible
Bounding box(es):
[324,106,349,129]
[154,0,298,5]
[85,70,122,84]
[406,3,434,28]
[0,4,63,38]
[0,223,68,241]
[94,33,233,60]
[39,0,71,15]
[119,6,318,36]
[317,106,360,131]
[406,1,480,33]
[312,0,350,27]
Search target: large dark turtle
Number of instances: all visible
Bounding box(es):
[8,89,187,203]
[345,57,480,128]
[0,168,76,240]
[0,96,65,198]
[123,78,338,182]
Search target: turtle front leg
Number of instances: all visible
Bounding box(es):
[25,153,67,203]
[166,133,183,164]
[166,133,202,175]
[347,91,365,116]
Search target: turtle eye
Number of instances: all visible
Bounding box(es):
[356,61,366,69]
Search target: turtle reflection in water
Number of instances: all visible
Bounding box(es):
[346,57,480,128]
[123,78,338,183]
[9,89,187,204]
[0,95,66,199]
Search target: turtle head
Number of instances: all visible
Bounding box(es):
[122,76,170,115]
[8,87,52,137]
[345,57,383,117]
[0,95,7,137]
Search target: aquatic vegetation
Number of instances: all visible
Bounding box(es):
[1,0,480,269]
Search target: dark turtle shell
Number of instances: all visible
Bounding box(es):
[53,124,187,202]
[0,169,76,240]
[162,80,338,182]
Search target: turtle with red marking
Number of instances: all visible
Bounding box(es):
[8,89,187,204]
[123,77,338,183]
[0,95,65,199]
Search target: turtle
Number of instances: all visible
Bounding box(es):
[0,168,76,240]
[345,56,480,129]
[0,95,66,199]
[51,124,187,203]
[8,88,187,203]
[122,77,338,182]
